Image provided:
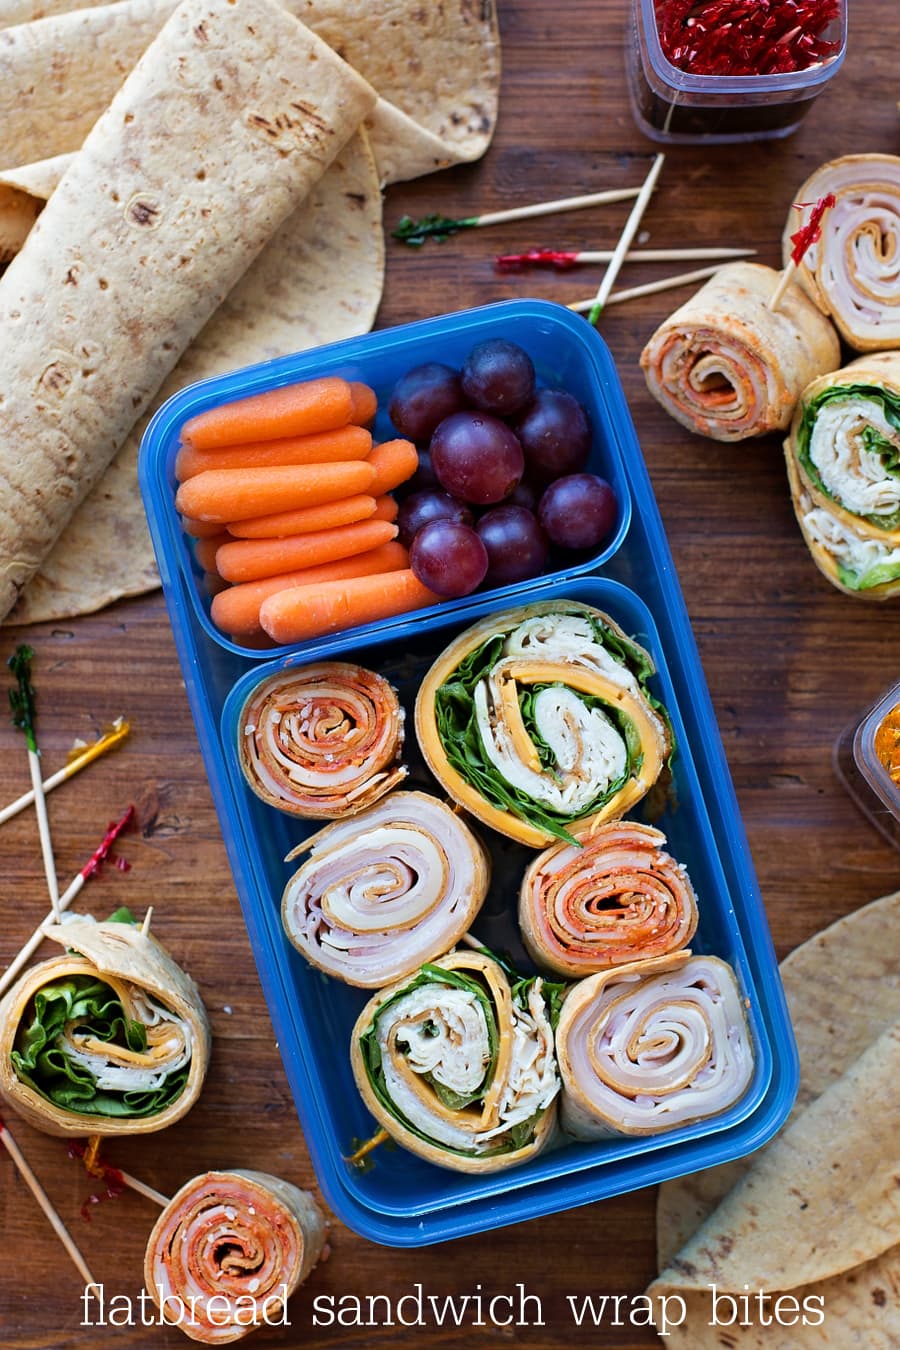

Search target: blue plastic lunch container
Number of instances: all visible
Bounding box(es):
[139,298,799,1246]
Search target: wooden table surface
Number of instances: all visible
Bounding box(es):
[2,2,898,1347]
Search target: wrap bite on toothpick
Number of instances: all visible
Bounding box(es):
[144,1169,326,1344]
[784,153,900,352]
[415,601,671,848]
[0,915,210,1137]
[350,948,561,1173]
[556,952,754,1138]
[281,790,490,987]
[785,351,900,598]
[640,262,840,442]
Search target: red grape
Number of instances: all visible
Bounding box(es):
[430,411,524,505]
[512,388,592,484]
[476,505,548,586]
[388,363,468,444]
[461,339,535,415]
[397,490,473,548]
[538,474,618,551]
[409,520,488,597]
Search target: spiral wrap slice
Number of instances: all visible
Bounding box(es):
[0,915,210,1137]
[784,154,900,351]
[519,821,699,978]
[416,602,671,847]
[281,791,489,987]
[144,1169,326,1344]
[238,662,406,818]
[557,952,754,1138]
[350,949,561,1173]
[785,351,900,598]
[639,262,840,442]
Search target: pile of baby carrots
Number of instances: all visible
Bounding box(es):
[174,375,437,645]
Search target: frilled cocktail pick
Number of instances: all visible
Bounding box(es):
[767,193,836,312]
[392,185,643,246]
[8,645,59,919]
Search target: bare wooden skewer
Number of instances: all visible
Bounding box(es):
[569,262,727,312]
[586,152,666,324]
[140,906,153,938]
[0,1115,99,1290]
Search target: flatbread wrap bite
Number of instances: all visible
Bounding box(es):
[415,601,672,847]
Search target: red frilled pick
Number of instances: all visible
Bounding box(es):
[789,193,837,267]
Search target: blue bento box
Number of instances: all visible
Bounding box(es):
[139,298,799,1246]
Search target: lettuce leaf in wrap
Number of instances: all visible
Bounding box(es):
[797,383,900,532]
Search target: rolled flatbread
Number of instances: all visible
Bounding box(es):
[0,915,211,1136]
[640,262,840,442]
[784,154,900,352]
[785,351,900,599]
[350,948,560,1172]
[281,790,489,987]
[144,1169,326,1343]
[0,0,376,621]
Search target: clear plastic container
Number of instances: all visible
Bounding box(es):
[834,680,900,852]
[627,0,848,144]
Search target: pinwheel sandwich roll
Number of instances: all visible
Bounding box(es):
[281,790,489,987]
[639,262,840,442]
[0,914,210,1137]
[520,821,699,978]
[785,351,900,598]
[238,662,406,819]
[350,948,561,1173]
[557,952,754,1138]
[416,601,672,848]
[784,154,900,351]
[145,1169,326,1344]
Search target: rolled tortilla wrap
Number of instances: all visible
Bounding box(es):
[784,154,900,352]
[520,821,699,978]
[416,601,672,848]
[557,952,754,1138]
[144,1169,326,1344]
[0,0,376,621]
[281,791,489,987]
[0,915,210,1137]
[350,948,561,1172]
[238,663,406,819]
[639,262,840,442]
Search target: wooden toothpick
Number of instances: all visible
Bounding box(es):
[392,185,643,245]
[586,152,666,324]
[0,719,130,828]
[767,192,836,312]
[8,646,59,919]
[569,262,727,312]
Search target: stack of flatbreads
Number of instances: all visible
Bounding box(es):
[0,0,500,624]
[648,892,900,1347]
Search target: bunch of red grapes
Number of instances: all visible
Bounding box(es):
[388,338,618,598]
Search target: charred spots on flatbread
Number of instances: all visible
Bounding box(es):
[125,195,163,229]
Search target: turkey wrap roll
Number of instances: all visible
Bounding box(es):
[639,262,840,442]
[783,154,900,351]
[0,914,210,1136]
[520,821,699,978]
[415,602,672,847]
[238,663,406,819]
[144,1169,326,1344]
[557,952,754,1139]
[350,948,561,1173]
[280,791,489,988]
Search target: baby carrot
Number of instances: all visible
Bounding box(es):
[259,569,440,645]
[349,381,377,427]
[181,376,353,450]
[226,494,377,539]
[175,460,375,524]
[181,515,226,539]
[216,518,398,584]
[193,533,230,573]
[372,495,398,522]
[367,439,418,496]
[174,425,372,480]
[210,541,408,638]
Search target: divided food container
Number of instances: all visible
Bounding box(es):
[139,298,798,1245]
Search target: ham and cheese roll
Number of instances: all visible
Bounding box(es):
[350,948,561,1173]
[784,154,900,351]
[557,952,754,1138]
[785,351,900,598]
[416,601,672,848]
[0,915,210,1137]
[238,663,406,819]
[520,821,699,978]
[281,790,489,987]
[640,262,840,441]
[144,1169,326,1343]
